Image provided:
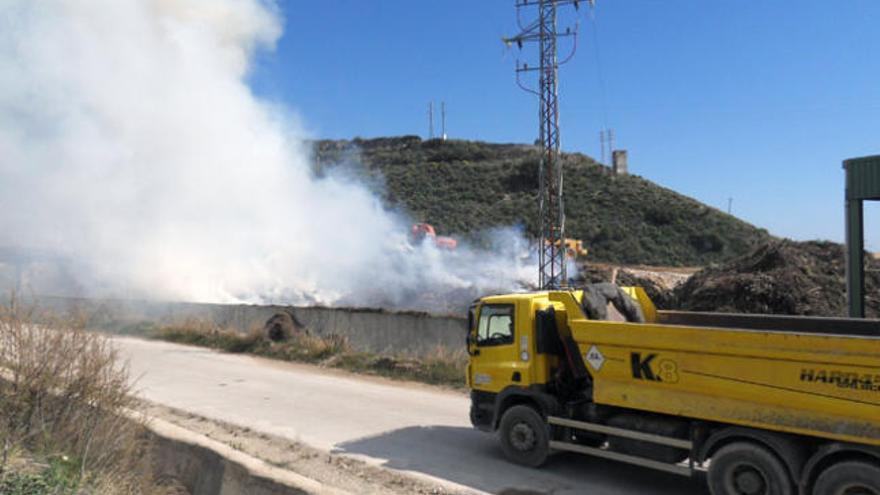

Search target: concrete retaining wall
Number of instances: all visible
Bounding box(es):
[147,416,348,495]
[33,296,468,357]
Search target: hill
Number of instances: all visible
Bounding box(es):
[313,136,771,266]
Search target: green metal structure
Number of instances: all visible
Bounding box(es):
[843,155,880,317]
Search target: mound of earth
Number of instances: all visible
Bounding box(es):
[314,136,770,266]
[580,263,680,309]
[673,240,880,317]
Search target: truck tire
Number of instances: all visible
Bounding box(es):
[708,442,794,495]
[812,460,880,495]
[498,405,550,468]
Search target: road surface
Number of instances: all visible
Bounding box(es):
[118,337,709,495]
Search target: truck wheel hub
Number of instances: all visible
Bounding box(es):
[510,422,536,452]
[731,465,767,495]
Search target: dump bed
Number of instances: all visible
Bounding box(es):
[550,292,880,447]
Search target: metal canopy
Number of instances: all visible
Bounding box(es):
[845,155,880,201]
[843,155,880,317]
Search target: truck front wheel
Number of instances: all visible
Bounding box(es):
[498,405,550,468]
[708,442,794,495]
[812,460,880,495]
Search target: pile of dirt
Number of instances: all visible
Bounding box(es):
[578,264,678,309]
[673,240,880,317]
[615,270,679,309]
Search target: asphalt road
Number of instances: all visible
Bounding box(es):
[118,337,709,495]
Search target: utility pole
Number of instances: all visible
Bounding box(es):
[505,0,582,289]
[600,127,614,165]
[607,128,614,159]
[428,101,434,139]
[727,197,733,215]
[441,101,447,140]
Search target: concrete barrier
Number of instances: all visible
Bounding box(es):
[32,296,468,357]
[147,416,349,495]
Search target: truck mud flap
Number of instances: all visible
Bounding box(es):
[548,416,695,477]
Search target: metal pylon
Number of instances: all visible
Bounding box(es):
[505,0,582,289]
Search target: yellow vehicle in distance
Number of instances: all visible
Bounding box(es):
[544,238,588,259]
[466,288,880,495]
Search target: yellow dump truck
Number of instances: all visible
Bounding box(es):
[466,289,880,495]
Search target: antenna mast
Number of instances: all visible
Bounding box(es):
[505,0,582,289]
[428,101,434,139]
[441,101,447,140]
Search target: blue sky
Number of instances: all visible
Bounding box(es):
[250,1,880,248]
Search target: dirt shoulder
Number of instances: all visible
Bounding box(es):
[142,401,475,495]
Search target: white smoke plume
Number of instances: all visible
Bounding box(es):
[0,0,537,313]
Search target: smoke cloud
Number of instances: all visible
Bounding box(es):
[0,0,536,313]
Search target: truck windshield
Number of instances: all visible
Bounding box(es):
[477,304,514,346]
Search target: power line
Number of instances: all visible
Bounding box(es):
[587,2,610,131]
[505,0,583,289]
[588,3,615,171]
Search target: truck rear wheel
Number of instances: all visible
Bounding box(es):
[498,405,550,468]
[708,442,794,495]
[812,460,880,495]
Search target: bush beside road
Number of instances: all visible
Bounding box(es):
[155,320,468,389]
[0,300,156,494]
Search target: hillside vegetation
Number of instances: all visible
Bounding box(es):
[314,136,770,266]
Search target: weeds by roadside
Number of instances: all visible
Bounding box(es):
[0,296,157,494]
[0,454,83,495]
[155,320,468,388]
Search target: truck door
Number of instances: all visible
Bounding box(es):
[469,303,519,394]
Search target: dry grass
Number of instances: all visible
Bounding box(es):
[0,296,155,494]
[156,321,468,388]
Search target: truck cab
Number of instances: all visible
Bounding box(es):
[467,292,582,432]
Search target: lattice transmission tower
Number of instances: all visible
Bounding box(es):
[505,0,584,289]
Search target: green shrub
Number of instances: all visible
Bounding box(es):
[0,471,53,495]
